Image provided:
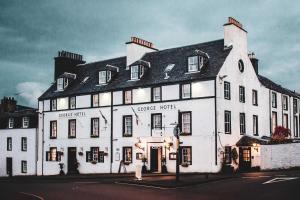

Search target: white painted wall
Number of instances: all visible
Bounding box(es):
[126,43,156,66]
[76,95,90,108]
[260,143,300,170]
[162,84,179,101]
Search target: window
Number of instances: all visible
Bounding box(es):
[50,121,57,139]
[49,147,58,161]
[181,112,191,135]
[252,90,258,105]
[124,90,132,104]
[123,115,132,137]
[272,112,277,134]
[224,146,232,164]
[293,98,298,114]
[253,115,258,136]
[272,92,277,108]
[68,119,76,138]
[22,117,29,128]
[86,148,104,163]
[99,71,112,84]
[188,56,199,72]
[152,87,161,102]
[69,96,76,109]
[283,114,289,129]
[21,161,27,173]
[57,78,64,91]
[21,137,27,151]
[8,118,14,128]
[123,147,132,163]
[240,113,246,135]
[224,81,231,100]
[92,94,99,107]
[151,113,162,130]
[239,86,245,103]
[131,65,139,80]
[294,116,299,137]
[238,60,244,72]
[91,118,99,137]
[51,99,57,111]
[181,146,192,165]
[283,96,288,111]
[7,137,12,151]
[181,83,191,99]
[224,111,231,134]
[91,147,99,162]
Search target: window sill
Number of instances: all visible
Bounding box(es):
[185,71,200,75]
[180,133,191,136]
[50,137,57,139]
[91,135,99,138]
[123,135,133,137]
[127,79,139,82]
[68,136,76,139]
[96,83,108,86]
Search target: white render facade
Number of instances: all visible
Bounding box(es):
[36,17,300,175]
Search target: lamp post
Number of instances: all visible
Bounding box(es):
[172,110,181,182]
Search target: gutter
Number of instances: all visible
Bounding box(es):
[214,78,218,165]
[110,91,114,173]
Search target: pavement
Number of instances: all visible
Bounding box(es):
[0,169,299,200]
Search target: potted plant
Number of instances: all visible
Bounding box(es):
[78,152,83,156]
[59,163,65,175]
[141,157,147,173]
[181,162,189,167]
[161,156,168,173]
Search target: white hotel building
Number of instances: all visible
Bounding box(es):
[37,17,300,175]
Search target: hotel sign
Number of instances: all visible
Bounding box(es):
[58,111,86,118]
[137,104,177,112]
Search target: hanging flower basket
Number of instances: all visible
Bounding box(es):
[91,160,97,164]
[78,152,83,156]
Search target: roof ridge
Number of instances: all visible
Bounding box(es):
[77,56,126,67]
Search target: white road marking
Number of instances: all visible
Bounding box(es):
[242,176,270,179]
[74,181,99,184]
[262,177,299,184]
[19,192,44,200]
[114,181,172,190]
[276,174,287,177]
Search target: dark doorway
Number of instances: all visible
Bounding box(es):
[6,157,12,177]
[68,147,78,174]
[239,147,251,171]
[150,147,158,172]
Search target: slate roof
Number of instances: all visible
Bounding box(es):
[39,39,231,100]
[258,75,299,98]
[236,135,269,146]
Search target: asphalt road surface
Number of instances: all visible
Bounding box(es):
[0,170,299,200]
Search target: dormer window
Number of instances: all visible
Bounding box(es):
[99,70,112,84]
[188,56,204,72]
[57,78,68,91]
[130,65,144,80]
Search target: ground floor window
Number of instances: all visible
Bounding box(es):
[21,160,27,173]
[46,147,61,161]
[181,146,192,165]
[123,147,132,164]
[224,146,232,164]
[86,147,104,163]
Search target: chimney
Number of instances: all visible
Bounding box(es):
[0,96,17,113]
[126,37,157,67]
[54,51,86,80]
[224,17,248,53]
[249,52,259,74]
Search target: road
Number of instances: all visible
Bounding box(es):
[0,170,299,200]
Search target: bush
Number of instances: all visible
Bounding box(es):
[270,126,291,144]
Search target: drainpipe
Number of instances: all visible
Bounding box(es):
[110,91,114,173]
[214,78,218,165]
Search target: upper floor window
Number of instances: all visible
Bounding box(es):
[224,111,231,134]
[293,98,298,114]
[51,99,57,111]
[252,90,258,106]
[57,78,68,91]
[282,96,288,111]
[130,65,144,80]
[151,113,162,130]
[92,94,99,107]
[239,86,245,103]
[253,115,258,136]
[294,116,299,137]
[238,60,244,72]
[123,147,132,164]
[240,113,246,135]
[224,81,231,100]
[271,112,277,134]
[69,96,76,109]
[21,137,27,151]
[181,83,191,99]
[22,117,29,128]
[152,87,161,102]
[272,92,277,108]
[181,146,192,165]
[7,137,12,151]
[91,118,99,137]
[283,114,289,129]
[99,70,112,84]
[188,56,203,72]
[68,119,76,138]
[181,111,191,135]
[123,115,132,137]
[50,121,57,139]
[124,90,132,104]
[8,118,14,128]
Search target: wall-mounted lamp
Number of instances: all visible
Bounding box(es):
[252,143,259,152]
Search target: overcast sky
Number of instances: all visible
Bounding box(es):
[0,0,299,107]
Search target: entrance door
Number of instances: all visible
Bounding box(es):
[150,147,159,172]
[6,157,12,176]
[68,147,77,174]
[239,147,251,171]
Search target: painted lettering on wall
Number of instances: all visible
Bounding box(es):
[58,112,86,118]
[137,104,177,112]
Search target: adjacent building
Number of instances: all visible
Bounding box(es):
[0,97,38,176]
[33,17,300,175]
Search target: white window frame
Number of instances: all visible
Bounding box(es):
[253,115,259,136]
[124,90,132,104]
[283,95,288,110]
[252,90,258,105]
[124,116,132,136]
[188,56,199,72]
[152,114,162,130]
[91,147,99,162]
[50,121,57,138]
[91,118,99,137]
[181,112,191,134]
[99,71,107,84]
[131,65,139,80]
[181,146,192,165]
[272,92,277,108]
[283,114,288,129]
[152,87,161,102]
[7,137,12,151]
[272,112,277,133]
[181,84,191,99]
[21,160,27,173]
[8,118,14,128]
[51,99,57,111]
[224,82,231,100]
[240,113,245,135]
[70,97,76,109]
[21,137,27,151]
[123,147,132,163]
[294,116,299,137]
[22,117,29,128]
[57,78,64,91]
[69,119,76,138]
[49,147,57,161]
[92,94,99,107]
[225,111,231,134]
[239,86,245,103]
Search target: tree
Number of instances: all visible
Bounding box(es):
[271,126,291,144]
